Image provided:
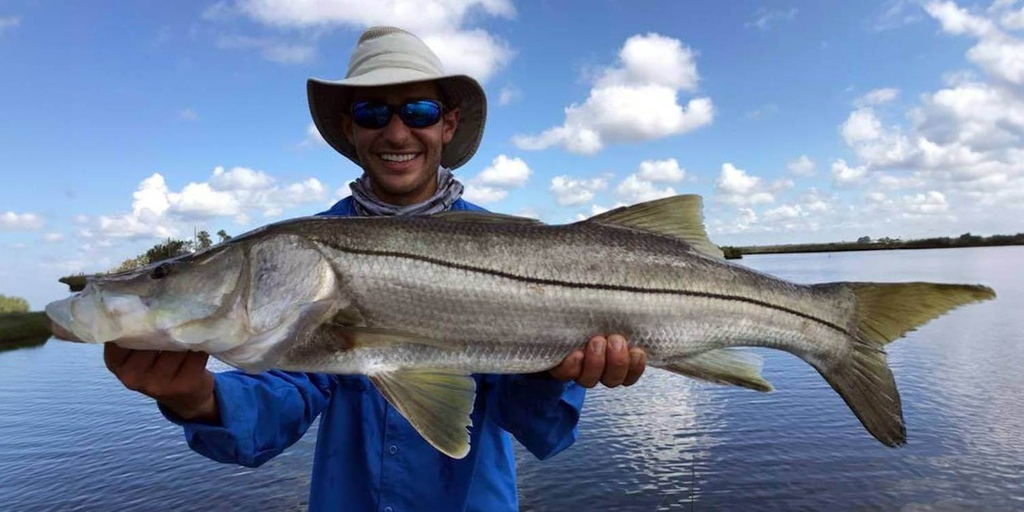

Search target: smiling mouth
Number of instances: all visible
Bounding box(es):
[379,153,419,163]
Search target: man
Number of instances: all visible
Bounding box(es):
[104,26,646,511]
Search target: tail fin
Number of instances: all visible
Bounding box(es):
[812,282,995,447]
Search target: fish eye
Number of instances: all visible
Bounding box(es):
[150,263,172,280]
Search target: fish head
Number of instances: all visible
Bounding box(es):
[45,229,342,364]
[45,242,249,349]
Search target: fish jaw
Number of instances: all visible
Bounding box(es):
[45,284,145,343]
[46,297,84,342]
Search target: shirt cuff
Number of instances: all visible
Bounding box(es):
[158,373,256,464]
[505,373,575,414]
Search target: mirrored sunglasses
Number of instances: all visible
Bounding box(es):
[349,99,444,130]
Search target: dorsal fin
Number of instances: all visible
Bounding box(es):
[586,195,724,259]
[432,211,543,226]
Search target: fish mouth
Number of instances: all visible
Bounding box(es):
[44,284,134,344]
[45,297,85,343]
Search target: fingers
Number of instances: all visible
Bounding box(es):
[178,351,211,380]
[576,336,607,388]
[115,349,160,393]
[548,350,584,381]
[600,334,630,388]
[103,343,133,371]
[149,350,190,382]
[559,335,647,389]
[622,347,647,387]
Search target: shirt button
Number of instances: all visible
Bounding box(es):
[388,445,398,455]
[383,507,394,512]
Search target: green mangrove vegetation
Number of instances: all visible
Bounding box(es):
[722,231,1024,259]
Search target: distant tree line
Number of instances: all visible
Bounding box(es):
[725,231,1024,257]
[0,294,30,314]
[853,232,1024,249]
[110,229,232,273]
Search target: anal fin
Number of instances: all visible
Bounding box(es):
[369,369,476,459]
[658,348,773,392]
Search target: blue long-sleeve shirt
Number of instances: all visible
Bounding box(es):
[163,196,587,512]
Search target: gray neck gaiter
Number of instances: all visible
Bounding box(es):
[348,166,464,216]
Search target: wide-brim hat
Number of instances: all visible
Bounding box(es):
[307,26,487,170]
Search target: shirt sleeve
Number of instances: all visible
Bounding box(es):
[160,370,337,468]
[483,373,586,460]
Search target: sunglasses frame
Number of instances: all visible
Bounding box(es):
[349,99,446,130]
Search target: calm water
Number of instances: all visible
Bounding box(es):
[1,247,1021,511]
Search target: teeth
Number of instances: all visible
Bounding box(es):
[380,153,416,163]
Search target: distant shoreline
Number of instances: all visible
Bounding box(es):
[721,233,1024,259]
[0,312,51,352]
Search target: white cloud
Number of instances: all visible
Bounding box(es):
[637,158,686,183]
[787,155,816,177]
[714,163,774,206]
[463,185,508,204]
[840,108,916,168]
[550,175,608,206]
[841,108,884,143]
[74,214,90,224]
[421,30,514,82]
[926,1,1024,86]
[901,190,949,214]
[616,175,676,204]
[833,2,1024,215]
[611,158,685,205]
[224,0,516,80]
[513,33,713,154]
[832,159,868,186]
[0,16,19,33]
[746,8,798,30]
[1,212,44,231]
[855,87,900,107]
[462,154,532,205]
[473,155,531,187]
[95,167,329,239]
[42,233,64,243]
[877,172,928,190]
[498,85,522,106]
[1001,5,1024,30]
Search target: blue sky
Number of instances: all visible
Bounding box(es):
[2,0,1023,308]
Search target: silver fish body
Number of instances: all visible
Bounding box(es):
[46,195,996,459]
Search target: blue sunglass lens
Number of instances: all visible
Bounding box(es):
[400,100,442,128]
[350,100,442,129]
[351,102,392,129]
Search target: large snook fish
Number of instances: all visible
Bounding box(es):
[46,195,995,459]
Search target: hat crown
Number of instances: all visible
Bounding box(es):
[347,27,444,80]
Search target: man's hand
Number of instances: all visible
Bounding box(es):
[548,335,646,388]
[103,344,220,424]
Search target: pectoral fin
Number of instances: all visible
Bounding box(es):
[369,369,476,459]
[659,348,773,392]
[335,326,457,350]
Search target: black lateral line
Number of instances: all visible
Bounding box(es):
[328,244,848,336]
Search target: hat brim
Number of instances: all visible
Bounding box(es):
[307,72,486,170]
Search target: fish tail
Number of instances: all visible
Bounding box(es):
[811,282,995,447]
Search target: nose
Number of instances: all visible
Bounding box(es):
[379,111,413,144]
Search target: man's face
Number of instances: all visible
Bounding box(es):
[343,82,460,206]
